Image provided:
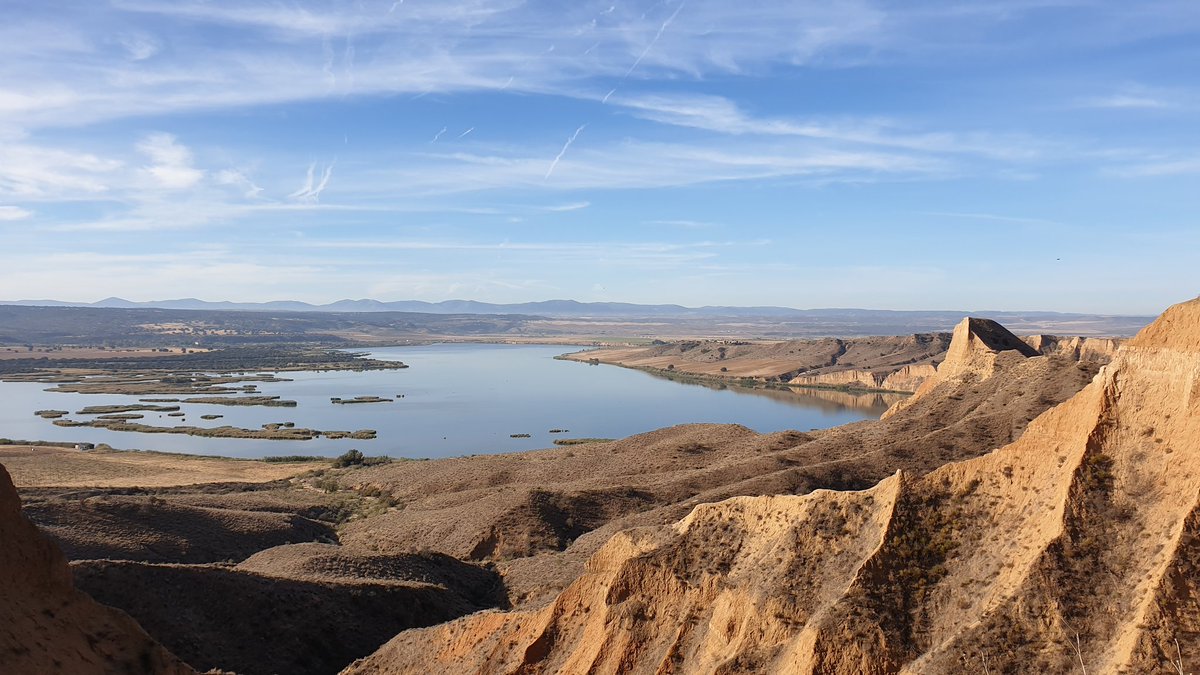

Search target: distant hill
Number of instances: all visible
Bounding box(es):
[0,296,1154,324]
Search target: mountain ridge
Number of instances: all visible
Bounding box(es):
[0,296,1151,321]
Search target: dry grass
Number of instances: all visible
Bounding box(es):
[0,444,326,488]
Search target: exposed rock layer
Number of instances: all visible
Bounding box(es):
[562,334,953,391]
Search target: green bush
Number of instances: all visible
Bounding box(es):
[333,449,366,467]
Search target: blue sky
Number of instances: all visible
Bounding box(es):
[1,1,1197,313]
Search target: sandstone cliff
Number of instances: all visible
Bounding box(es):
[0,464,194,674]
[1024,334,1122,362]
[882,317,1038,419]
[344,298,1200,674]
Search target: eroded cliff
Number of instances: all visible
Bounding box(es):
[345,298,1200,675]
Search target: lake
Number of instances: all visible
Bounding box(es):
[0,343,899,459]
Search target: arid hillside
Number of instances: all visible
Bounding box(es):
[564,331,1123,395]
[5,458,506,675]
[345,297,1200,674]
[561,334,953,392]
[0,465,194,674]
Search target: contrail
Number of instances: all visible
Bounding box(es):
[604,1,685,103]
[289,161,334,202]
[310,164,334,200]
[431,126,447,143]
[457,127,475,138]
[544,124,586,181]
[624,1,685,79]
[288,162,316,198]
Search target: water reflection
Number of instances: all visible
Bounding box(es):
[640,369,905,416]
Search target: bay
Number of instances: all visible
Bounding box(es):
[0,344,899,459]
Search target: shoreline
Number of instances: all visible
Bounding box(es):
[556,350,915,397]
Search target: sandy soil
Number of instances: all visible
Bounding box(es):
[0,444,325,488]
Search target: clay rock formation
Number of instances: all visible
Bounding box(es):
[882,317,1038,419]
[1024,334,1122,362]
[787,363,940,392]
[344,298,1200,674]
[0,464,193,674]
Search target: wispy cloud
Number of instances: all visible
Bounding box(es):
[137,132,204,189]
[0,143,121,198]
[215,168,264,198]
[1084,94,1170,110]
[646,219,717,229]
[115,32,161,61]
[1111,157,1200,177]
[541,201,591,212]
[613,93,1050,161]
[288,162,335,202]
[0,205,32,221]
[919,211,1061,226]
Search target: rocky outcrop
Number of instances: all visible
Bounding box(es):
[344,298,1200,674]
[882,317,1039,419]
[788,368,891,390]
[0,464,194,674]
[787,363,941,392]
[879,363,938,391]
[1024,334,1122,362]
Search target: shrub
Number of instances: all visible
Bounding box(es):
[333,449,366,467]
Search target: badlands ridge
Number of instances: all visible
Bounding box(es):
[1,299,1196,674]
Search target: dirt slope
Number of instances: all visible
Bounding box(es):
[72,550,504,675]
[0,464,194,674]
[21,493,336,563]
[344,298,1200,674]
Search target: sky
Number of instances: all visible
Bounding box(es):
[1,1,1197,314]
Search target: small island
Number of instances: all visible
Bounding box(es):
[49,417,377,441]
[182,395,298,407]
[330,396,393,404]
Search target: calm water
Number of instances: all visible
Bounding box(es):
[0,344,895,459]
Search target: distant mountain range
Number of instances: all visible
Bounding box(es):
[0,297,1150,322]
